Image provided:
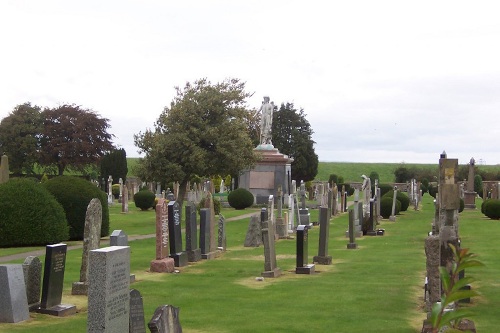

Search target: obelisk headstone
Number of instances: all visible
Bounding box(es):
[313,207,332,264]
[150,199,175,273]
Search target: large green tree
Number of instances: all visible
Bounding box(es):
[134,78,258,206]
[272,102,318,182]
[0,102,43,174]
[100,148,128,184]
[39,104,115,175]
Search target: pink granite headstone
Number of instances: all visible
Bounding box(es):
[150,199,174,273]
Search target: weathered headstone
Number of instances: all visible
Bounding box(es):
[347,209,358,249]
[150,199,175,273]
[389,187,398,222]
[276,186,288,238]
[37,244,76,316]
[129,289,146,333]
[88,246,130,333]
[0,264,29,323]
[244,215,262,247]
[110,230,135,283]
[167,201,188,267]
[200,208,217,259]
[0,154,9,184]
[147,305,182,333]
[185,203,201,262]
[22,256,42,311]
[122,184,129,213]
[366,199,377,236]
[313,207,332,264]
[204,192,217,254]
[72,198,102,295]
[356,201,364,237]
[107,175,113,205]
[261,208,281,278]
[295,225,315,274]
[218,214,226,251]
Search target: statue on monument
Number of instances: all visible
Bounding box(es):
[259,96,274,146]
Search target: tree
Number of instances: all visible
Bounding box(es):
[0,102,43,174]
[134,78,257,206]
[272,102,318,182]
[100,148,128,184]
[394,165,412,183]
[369,171,379,184]
[39,104,115,175]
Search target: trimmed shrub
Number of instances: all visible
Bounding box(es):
[44,176,109,240]
[484,199,500,219]
[383,190,410,211]
[197,196,222,215]
[227,188,254,210]
[134,190,156,211]
[380,196,401,219]
[459,198,465,213]
[428,184,438,198]
[0,178,69,247]
[112,184,120,199]
[481,199,490,214]
[379,184,393,197]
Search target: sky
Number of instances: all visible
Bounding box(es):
[1,0,499,165]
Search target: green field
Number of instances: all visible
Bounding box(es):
[1,195,499,332]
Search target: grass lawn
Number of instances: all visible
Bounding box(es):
[1,195,499,332]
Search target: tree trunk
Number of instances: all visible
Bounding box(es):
[176,178,189,208]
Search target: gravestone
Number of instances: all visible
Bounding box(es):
[218,214,226,251]
[185,203,201,262]
[244,215,262,247]
[129,289,146,333]
[295,225,315,274]
[110,230,135,283]
[276,186,288,238]
[150,199,175,273]
[107,175,113,205]
[389,187,398,221]
[37,244,76,316]
[72,198,102,295]
[366,199,377,236]
[22,256,42,310]
[88,246,130,333]
[261,208,281,278]
[200,208,217,259]
[204,193,218,254]
[0,154,9,184]
[0,264,29,323]
[313,207,332,264]
[122,184,129,213]
[167,201,188,267]
[347,209,358,249]
[147,304,182,333]
[356,201,364,237]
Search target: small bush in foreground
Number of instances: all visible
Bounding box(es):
[134,190,156,211]
[228,188,254,210]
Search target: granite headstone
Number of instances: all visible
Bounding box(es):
[22,256,42,310]
[0,264,29,323]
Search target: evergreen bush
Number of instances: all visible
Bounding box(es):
[380,196,401,218]
[379,184,393,197]
[481,199,490,214]
[44,176,109,240]
[0,178,69,247]
[112,183,120,199]
[134,190,156,211]
[383,190,410,211]
[227,188,254,210]
[197,196,222,215]
[459,198,465,213]
[484,199,500,219]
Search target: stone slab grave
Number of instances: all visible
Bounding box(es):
[0,264,29,323]
[261,208,281,278]
[110,230,136,283]
[148,304,182,333]
[313,207,332,265]
[22,256,42,311]
[129,289,146,333]
[37,244,76,316]
[88,246,130,333]
[296,225,315,274]
[168,201,188,267]
[244,214,262,247]
[200,208,218,259]
[72,198,103,295]
[150,199,175,273]
[185,202,201,262]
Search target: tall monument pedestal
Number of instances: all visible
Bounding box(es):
[239,145,293,203]
[464,191,476,209]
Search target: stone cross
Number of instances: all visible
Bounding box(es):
[260,208,281,278]
[313,207,332,264]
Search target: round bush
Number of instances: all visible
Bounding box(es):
[112,184,120,199]
[484,199,500,219]
[227,188,254,210]
[134,190,156,211]
[481,199,490,214]
[459,198,465,213]
[197,196,222,215]
[383,190,410,211]
[43,176,109,240]
[0,178,69,247]
[379,184,394,197]
[380,196,401,219]
[428,184,438,198]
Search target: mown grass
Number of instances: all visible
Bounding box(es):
[1,195,500,332]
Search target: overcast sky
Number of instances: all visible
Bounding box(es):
[1,0,499,165]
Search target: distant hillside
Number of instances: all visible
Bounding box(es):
[126,158,500,183]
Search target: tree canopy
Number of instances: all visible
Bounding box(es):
[272,102,318,182]
[100,148,128,184]
[0,102,43,174]
[39,104,115,175]
[134,78,258,205]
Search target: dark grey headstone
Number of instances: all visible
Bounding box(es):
[296,225,315,274]
[313,207,332,264]
[185,203,201,262]
[168,201,187,267]
[22,256,42,310]
[88,246,130,332]
[148,304,182,333]
[244,215,261,247]
[217,215,226,250]
[199,208,210,255]
[110,230,128,246]
[0,265,29,323]
[129,289,146,333]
